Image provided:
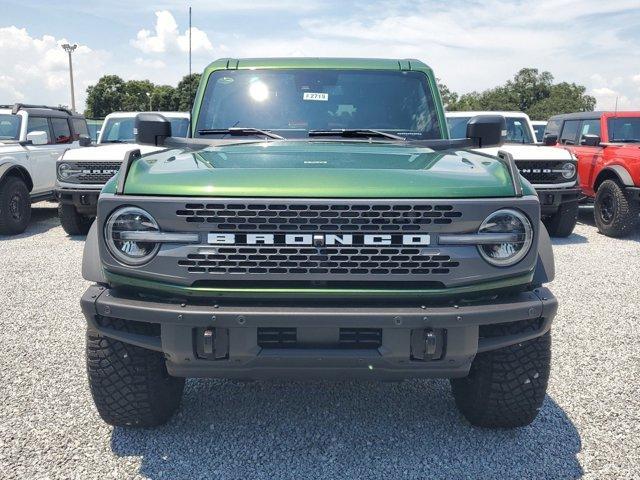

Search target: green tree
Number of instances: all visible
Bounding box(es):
[84,75,126,118]
[175,73,201,111]
[122,80,155,111]
[436,78,458,110]
[151,85,179,111]
[527,82,596,120]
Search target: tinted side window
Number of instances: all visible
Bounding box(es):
[51,117,72,144]
[559,120,580,145]
[545,118,562,136]
[26,116,51,144]
[579,119,601,144]
[71,118,90,140]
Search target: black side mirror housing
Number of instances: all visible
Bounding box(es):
[78,136,92,147]
[135,113,172,146]
[543,134,558,146]
[581,134,601,147]
[466,115,506,148]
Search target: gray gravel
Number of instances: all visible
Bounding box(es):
[0,203,639,479]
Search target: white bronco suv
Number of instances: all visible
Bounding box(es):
[447,111,580,237]
[55,112,189,235]
[0,104,90,235]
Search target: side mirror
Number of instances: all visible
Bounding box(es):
[581,134,601,147]
[26,131,48,145]
[78,136,92,147]
[466,115,506,148]
[543,134,558,146]
[135,113,171,146]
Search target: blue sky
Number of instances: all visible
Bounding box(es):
[1,0,639,112]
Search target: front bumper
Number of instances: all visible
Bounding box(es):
[534,187,581,215]
[55,187,101,216]
[81,284,557,380]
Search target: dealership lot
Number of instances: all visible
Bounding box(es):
[0,203,638,479]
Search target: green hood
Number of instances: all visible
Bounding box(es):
[118,141,526,198]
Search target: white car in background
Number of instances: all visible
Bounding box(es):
[55,111,189,235]
[0,104,90,235]
[446,111,580,237]
[531,120,547,143]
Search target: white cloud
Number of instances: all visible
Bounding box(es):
[0,26,107,111]
[132,10,212,54]
[134,57,166,69]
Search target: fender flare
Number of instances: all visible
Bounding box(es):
[595,165,634,189]
[0,162,33,191]
[532,221,555,285]
[82,221,107,284]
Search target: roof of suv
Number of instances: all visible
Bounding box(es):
[549,111,640,121]
[104,111,189,120]
[204,57,433,73]
[0,103,76,118]
[446,111,530,118]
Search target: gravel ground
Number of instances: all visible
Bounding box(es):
[0,203,639,479]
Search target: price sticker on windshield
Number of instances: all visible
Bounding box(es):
[303,92,329,101]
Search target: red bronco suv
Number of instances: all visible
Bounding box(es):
[545,111,640,237]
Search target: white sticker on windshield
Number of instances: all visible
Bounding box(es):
[303,92,329,101]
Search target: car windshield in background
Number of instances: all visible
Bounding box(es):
[0,114,21,141]
[608,117,640,142]
[532,124,545,142]
[447,116,534,144]
[102,116,189,142]
[195,69,442,140]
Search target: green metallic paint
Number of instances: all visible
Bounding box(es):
[104,270,535,299]
[121,141,523,198]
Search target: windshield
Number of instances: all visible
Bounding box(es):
[100,116,189,143]
[195,69,443,139]
[447,115,534,144]
[532,124,546,142]
[608,117,640,142]
[0,114,21,141]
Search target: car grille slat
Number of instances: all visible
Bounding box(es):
[516,160,569,184]
[73,161,121,184]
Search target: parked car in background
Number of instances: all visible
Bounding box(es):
[98,111,190,144]
[80,58,558,430]
[545,111,640,237]
[0,104,90,235]
[55,112,189,235]
[531,120,547,143]
[447,111,580,236]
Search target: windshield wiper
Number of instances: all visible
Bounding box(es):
[102,139,129,143]
[308,129,405,141]
[197,127,284,140]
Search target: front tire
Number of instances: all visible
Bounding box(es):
[450,323,551,428]
[0,176,31,235]
[543,201,578,237]
[86,322,185,427]
[59,203,92,235]
[594,179,639,237]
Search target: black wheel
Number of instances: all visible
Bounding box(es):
[594,179,639,238]
[0,176,31,235]
[543,201,578,237]
[86,320,184,427]
[450,322,551,428]
[58,203,92,235]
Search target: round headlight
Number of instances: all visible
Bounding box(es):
[105,206,160,265]
[560,162,576,179]
[478,209,533,267]
[58,163,71,179]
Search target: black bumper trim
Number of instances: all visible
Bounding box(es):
[534,187,581,214]
[55,188,100,214]
[81,285,557,379]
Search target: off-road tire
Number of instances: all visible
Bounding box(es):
[59,203,92,235]
[86,323,185,427]
[594,179,639,238]
[450,324,551,428]
[543,201,578,237]
[0,176,31,235]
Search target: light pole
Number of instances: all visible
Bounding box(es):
[146,91,152,111]
[61,43,77,113]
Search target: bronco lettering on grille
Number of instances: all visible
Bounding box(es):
[207,233,431,246]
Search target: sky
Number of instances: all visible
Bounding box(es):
[0,0,639,113]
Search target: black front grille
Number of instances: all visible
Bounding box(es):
[339,328,382,349]
[178,246,459,276]
[176,202,462,232]
[257,328,296,348]
[516,160,571,185]
[75,161,121,184]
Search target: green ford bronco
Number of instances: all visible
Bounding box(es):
[81,58,557,428]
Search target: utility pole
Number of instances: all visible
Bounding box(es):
[61,43,78,113]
